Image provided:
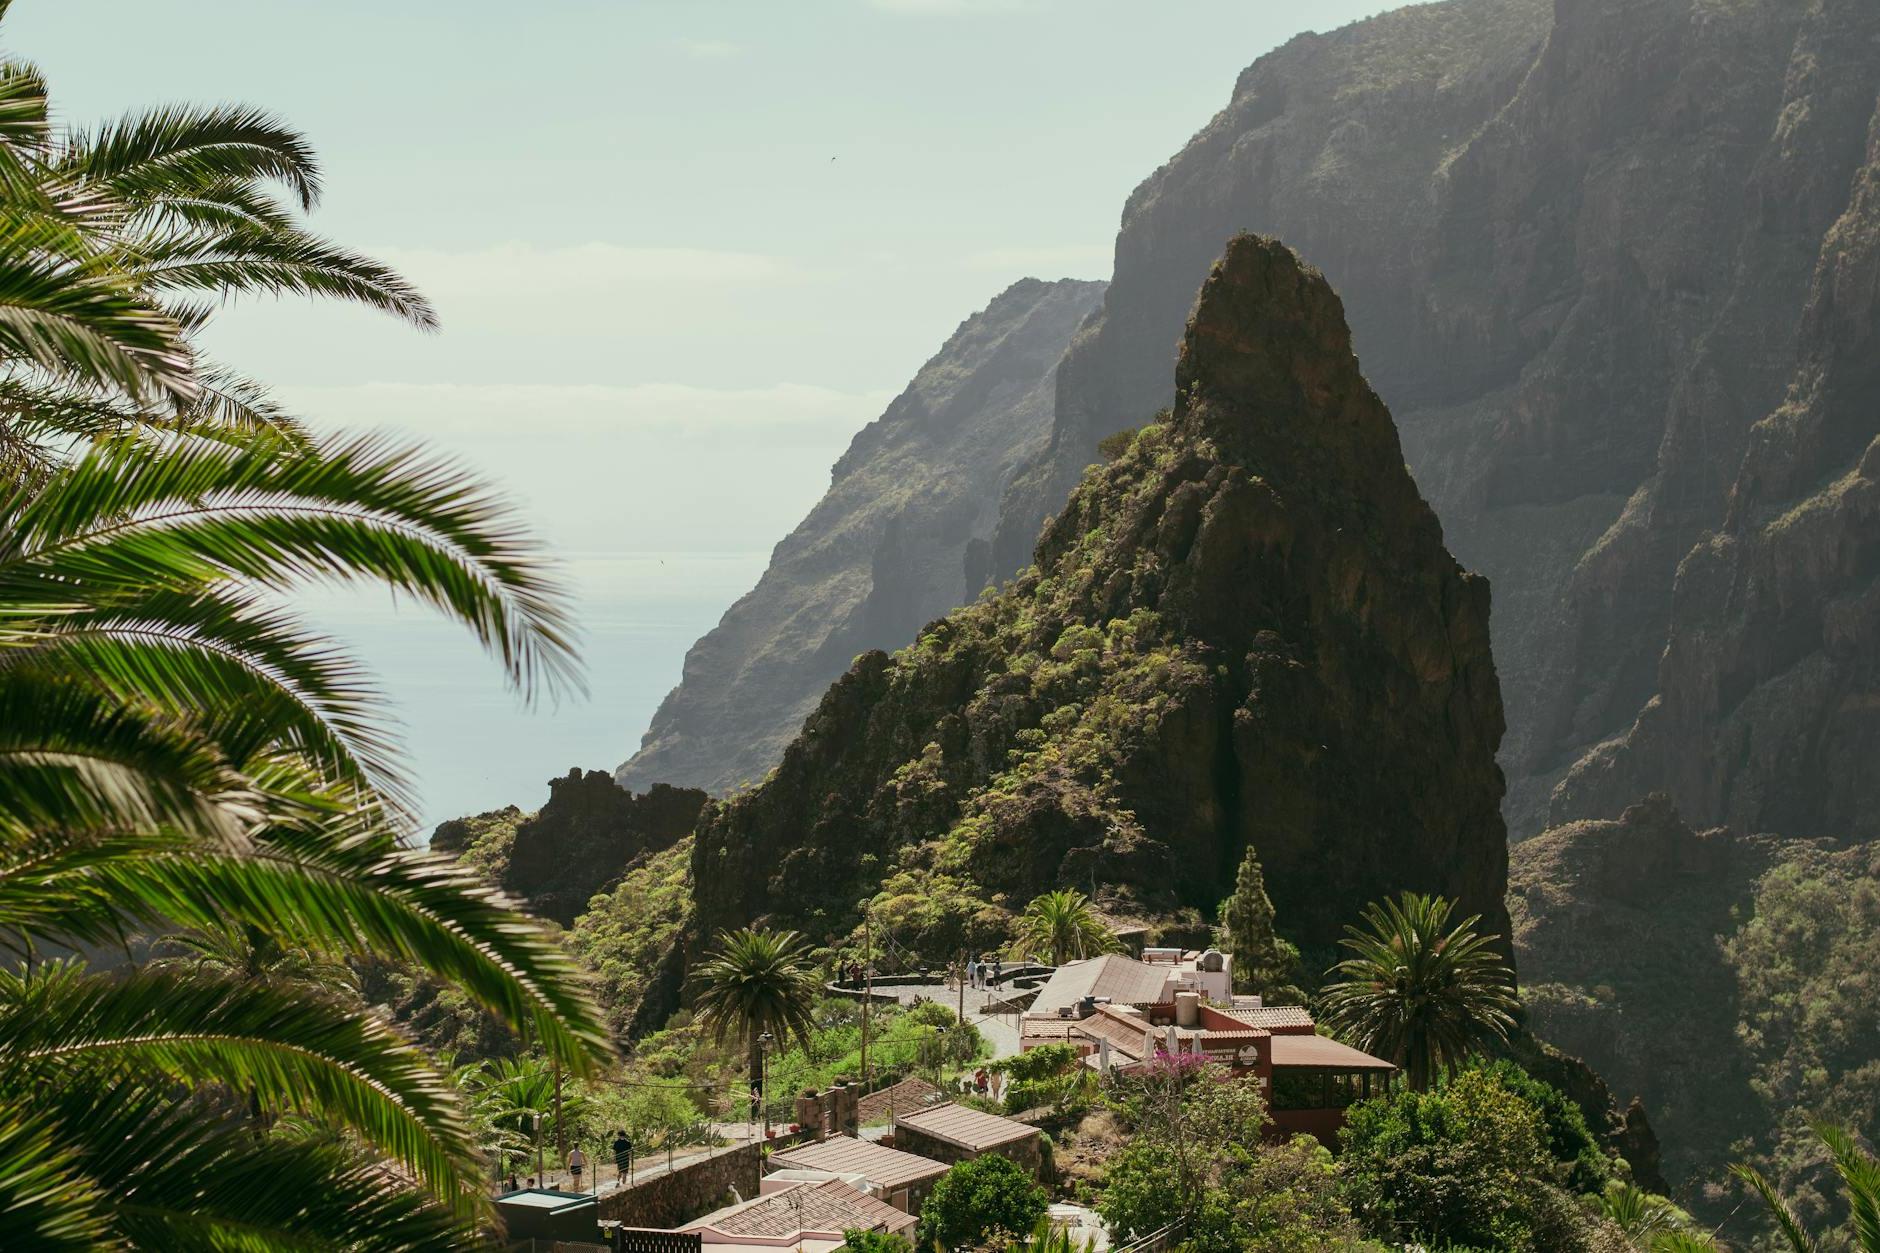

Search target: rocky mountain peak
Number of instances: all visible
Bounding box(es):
[689,235,1509,958]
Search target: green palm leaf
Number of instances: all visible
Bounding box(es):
[59,103,322,211]
[0,834,611,1070]
[1318,891,1517,1091]
[2,434,579,701]
[0,962,477,1208]
[12,1080,474,1251]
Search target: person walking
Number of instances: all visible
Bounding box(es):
[612,1129,634,1184]
[965,955,978,991]
[567,1145,586,1191]
[990,956,1003,987]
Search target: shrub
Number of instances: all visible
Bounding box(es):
[917,1154,1048,1250]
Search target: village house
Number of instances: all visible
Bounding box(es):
[765,1134,949,1213]
[679,1177,916,1252]
[890,1102,1044,1177]
[1020,951,1397,1144]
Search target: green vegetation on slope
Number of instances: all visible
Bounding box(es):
[1514,798,1880,1239]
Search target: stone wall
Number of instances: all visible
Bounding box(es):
[596,1143,761,1230]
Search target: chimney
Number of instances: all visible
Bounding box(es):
[1175,991,1200,1029]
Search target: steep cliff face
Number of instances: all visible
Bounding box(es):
[616,278,1104,796]
[989,0,1880,837]
[1553,93,1880,839]
[692,236,1510,956]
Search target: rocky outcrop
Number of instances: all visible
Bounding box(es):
[617,278,1104,796]
[987,0,1880,838]
[691,236,1510,956]
[436,769,707,925]
[1553,91,1880,839]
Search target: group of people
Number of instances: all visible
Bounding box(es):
[958,1066,1002,1102]
[499,1131,634,1196]
[964,954,1004,990]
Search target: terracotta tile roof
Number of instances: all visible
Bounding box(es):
[1214,1004,1317,1030]
[1071,1008,1153,1061]
[1029,954,1174,1014]
[895,1102,1038,1152]
[1267,1034,1397,1071]
[1017,1017,1083,1041]
[855,1076,941,1125]
[769,1136,947,1190]
[686,1178,915,1239]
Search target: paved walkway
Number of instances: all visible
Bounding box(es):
[877,980,1024,1059]
[531,1138,737,1198]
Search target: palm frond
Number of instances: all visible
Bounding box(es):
[3,434,579,702]
[1731,1162,1822,1253]
[0,218,194,403]
[0,669,256,843]
[133,221,436,329]
[0,835,611,1071]
[1812,1121,1880,1252]
[0,962,477,1208]
[0,1104,109,1251]
[59,103,321,210]
[20,1078,476,1251]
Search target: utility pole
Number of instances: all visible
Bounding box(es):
[957,947,966,1026]
[553,1061,565,1162]
[860,909,872,1089]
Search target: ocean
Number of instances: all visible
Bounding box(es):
[305,550,767,835]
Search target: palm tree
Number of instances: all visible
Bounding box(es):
[0,433,609,1245]
[1013,888,1120,967]
[1317,892,1517,1092]
[693,927,820,1101]
[1593,1180,1684,1246]
[1734,1121,1880,1252]
[0,9,433,475]
[0,13,617,1244]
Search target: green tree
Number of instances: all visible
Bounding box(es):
[840,1230,914,1253]
[693,927,820,1101]
[1318,892,1517,1091]
[1338,1067,1613,1251]
[917,1153,1048,1250]
[1218,843,1303,1000]
[1734,1121,1880,1252]
[1012,888,1120,966]
[1471,1059,1611,1194]
[1099,1060,1359,1252]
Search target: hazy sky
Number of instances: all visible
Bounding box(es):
[12,0,1395,824]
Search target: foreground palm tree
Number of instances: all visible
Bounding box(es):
[0,5,433,477]
[1734,1121,1880,1252]
[694,927,820,1104]
[0,433,610,1246]
[1317,892,1517,1092]
[1013,888,1120,967]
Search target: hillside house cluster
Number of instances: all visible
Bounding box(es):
[1019,949,1397,1143]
